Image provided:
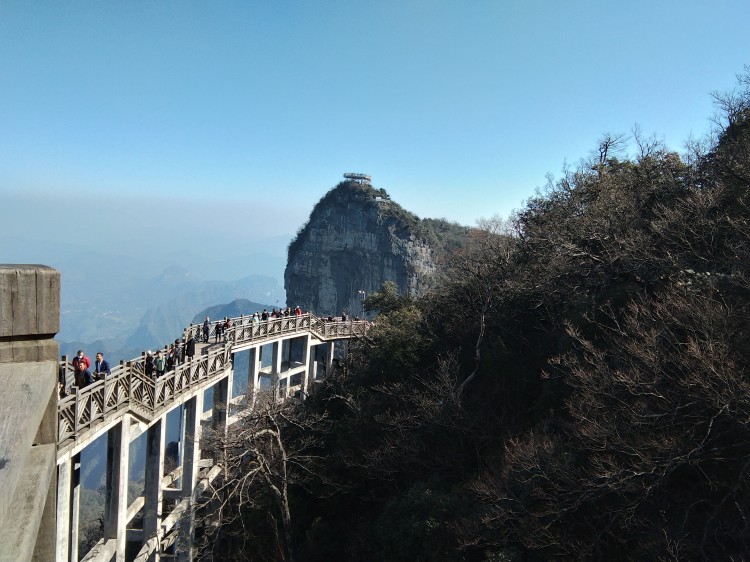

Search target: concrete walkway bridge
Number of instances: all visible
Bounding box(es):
[0,265,367,562]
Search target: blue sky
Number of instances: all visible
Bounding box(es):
[1,1,749,274]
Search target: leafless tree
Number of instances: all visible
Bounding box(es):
[196,391,335,562]
[434,216,519,398]
[710,65,750,128]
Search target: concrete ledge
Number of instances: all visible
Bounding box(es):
[0,361,56,529]
[0,443,55,562]
[0,337,59,364]
[0,265,60,340]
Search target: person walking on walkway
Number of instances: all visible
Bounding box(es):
[203,316,210,343]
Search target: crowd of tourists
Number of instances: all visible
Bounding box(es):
[201,307,304,343]
[60,306,362,397]
[142,337,196,379]
[61,336,197,396]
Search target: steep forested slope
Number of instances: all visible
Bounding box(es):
[197,71,750,562]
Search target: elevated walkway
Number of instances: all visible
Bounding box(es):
[57,313,367,455]
[54,311,367,561]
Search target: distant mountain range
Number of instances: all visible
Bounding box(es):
[0,232,289,356]
[123,269,281,349]
[192,298,275,324]
[57,267,283,363]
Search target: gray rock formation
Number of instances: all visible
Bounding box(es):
[285,176,470,317]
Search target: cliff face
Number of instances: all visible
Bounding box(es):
[285,179,468,317]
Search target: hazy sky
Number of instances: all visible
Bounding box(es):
[2,1,749,273]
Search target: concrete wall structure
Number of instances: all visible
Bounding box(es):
[0,265,60,562]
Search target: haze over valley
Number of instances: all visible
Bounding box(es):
[1,227,288,361]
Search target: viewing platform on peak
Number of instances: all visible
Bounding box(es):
[343,172,372,184]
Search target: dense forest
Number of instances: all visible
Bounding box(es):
[195,69,750,561]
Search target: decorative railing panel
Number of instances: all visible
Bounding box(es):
[58,314,367,451]
[310,318,369,339]
[105,372,130,413]
[130,369,155,412]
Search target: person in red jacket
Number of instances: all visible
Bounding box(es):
[72,349,91,388]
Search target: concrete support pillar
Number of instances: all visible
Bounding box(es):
[281,338,290,371]
[227,361,234,404]
[302,335,312,396]
[104,414,131,561]
[56,454,81,562]
[248,347,259,397]
[55,459,72,562]
[309,344,320,382]
[272,340,282,399]
[178,392,203,561]
[271,340,282,375]
[212,374,231,431]
[143,417,166,562]
[70,455,81,562]
[326,341,335,370]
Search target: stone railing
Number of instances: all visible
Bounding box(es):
[182,312,369,345]
[58,313,369,451]
[310,316,370,339]
[57,346,232,452]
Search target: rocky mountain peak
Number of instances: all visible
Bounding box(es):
[285,176,470,317]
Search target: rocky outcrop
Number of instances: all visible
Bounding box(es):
[285,177,470,317]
